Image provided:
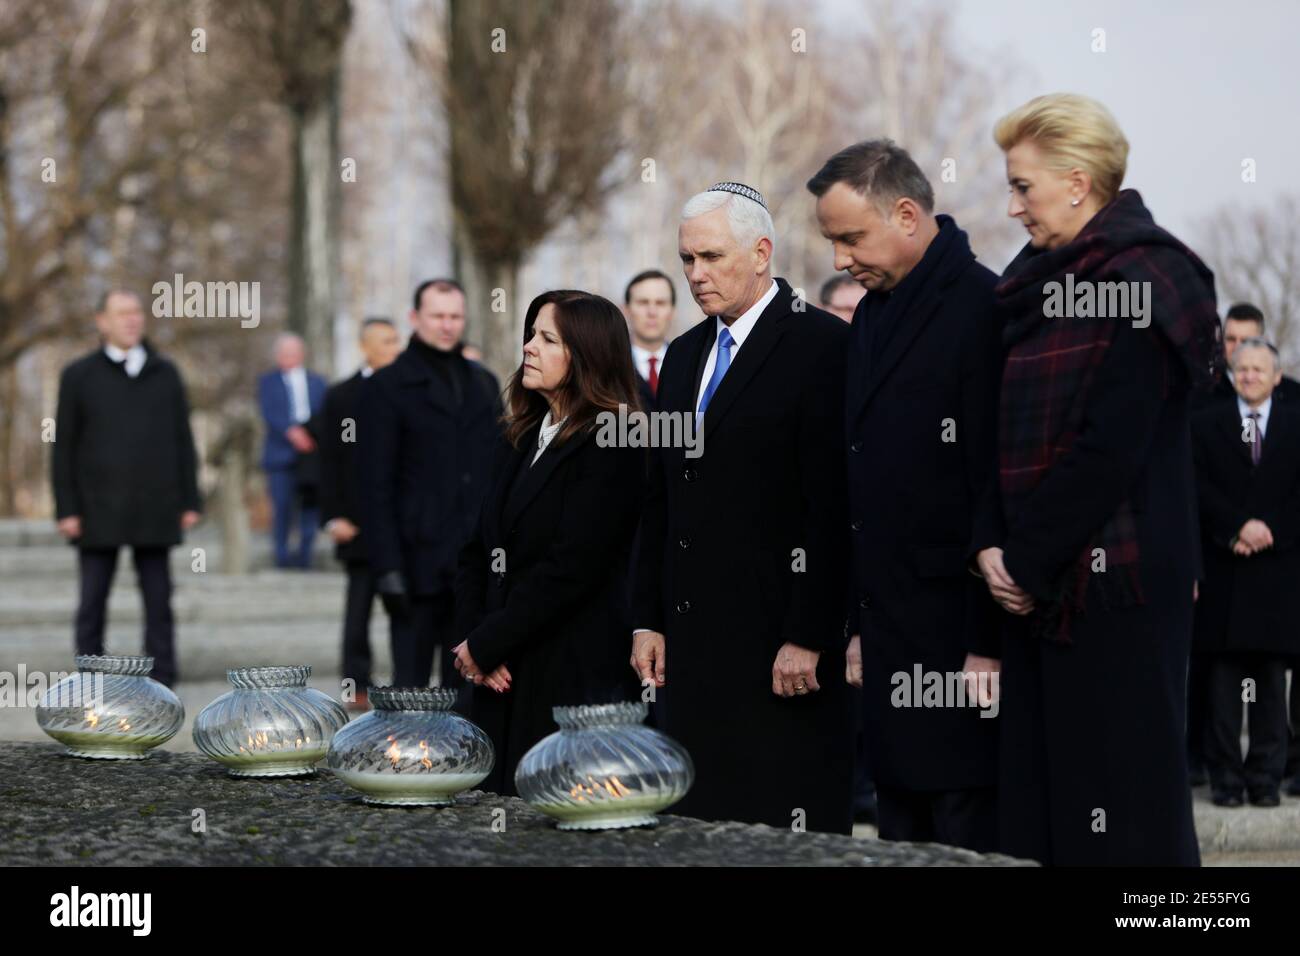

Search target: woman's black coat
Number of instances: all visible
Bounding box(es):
[993,317,1201,866]
[455,425,646,796]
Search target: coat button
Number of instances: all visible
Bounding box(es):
[851,519,863,532]
[859,596,871,609]
[678,537,690,549]
[462,472,472,485]
[683,468,699,482]
[676,601,691,613]
[850,440,863,453]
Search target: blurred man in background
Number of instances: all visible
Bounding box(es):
[1188,302,1300,787]
[359,280,502,688]
[818,274,866,323]
[314,318,403,711]
[257,333,326,569]
[623,269,675,411]
[52,290,201,687]
[1192,337,1300,807]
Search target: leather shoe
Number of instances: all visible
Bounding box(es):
[1211,790,1244,808]
[1248,788,1281,808]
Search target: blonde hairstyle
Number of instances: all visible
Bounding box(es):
[993,93,1129,205]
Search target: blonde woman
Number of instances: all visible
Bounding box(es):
[974,93,1222,865]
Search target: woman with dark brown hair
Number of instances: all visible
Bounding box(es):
[452,289,647,794]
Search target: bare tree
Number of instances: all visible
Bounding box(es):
[404,0,633,379]
[1198,194,1300,372]
[219,0,353,376]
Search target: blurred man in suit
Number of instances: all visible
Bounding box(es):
[1188,302,1300,786]
[1196,304,1300,409]
[257,334,326,568]
[314,318,402,711]
[1193,338,1300,807]
[52,290,201,687]
[624,269,675,411]
[809,140,1002,851]
[818,274,866,323]
[632,182,854,833]
[359,280,502,688]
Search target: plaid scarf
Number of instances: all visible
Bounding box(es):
[995,189,1222,643]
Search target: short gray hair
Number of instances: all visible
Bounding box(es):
[1231,336,1280,372]
[680,190,775,249]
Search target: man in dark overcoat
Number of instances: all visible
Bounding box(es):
[358,279,502,689]
[52,290,202,686]
[632,182,854,834]
[807,141,1003,851]
[1193,337,1300,807]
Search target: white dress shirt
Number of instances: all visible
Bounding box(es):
[104,343,146,378]
[532,411,567,465]
[360,365,375,379]
[695,279,778,414]
[282,366,311,423]
[632,342,669,384]
[1238,394,1272,440]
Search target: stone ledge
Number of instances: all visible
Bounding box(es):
[0,742,1032,866]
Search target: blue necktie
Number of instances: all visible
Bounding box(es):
[698,327,734,415]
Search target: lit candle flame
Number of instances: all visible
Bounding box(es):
[84,709,100,728]
[419,740,432,770]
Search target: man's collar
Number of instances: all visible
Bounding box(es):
[715,278,778,349]
[1238,394,1273,418]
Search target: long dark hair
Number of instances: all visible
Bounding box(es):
[503,289,642,449]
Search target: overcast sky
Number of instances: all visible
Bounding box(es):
[944,0,1298,241]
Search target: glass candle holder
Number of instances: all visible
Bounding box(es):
[193,665,349,777]
[515,701,694,830]
[36,655,183,759]
[326,687,494,806]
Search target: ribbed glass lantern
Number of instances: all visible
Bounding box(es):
[514,701,694,830]
[326,687,494,806]
[35,655,183,759]
[192,665,349,777]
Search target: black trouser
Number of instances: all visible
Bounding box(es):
[341,561,381,691]
[875,785,996,852]
[75,546,177,686]
[1207,653,1288,794]
[1186,652,1212,773]
[389,591,462,689]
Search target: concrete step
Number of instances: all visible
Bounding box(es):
[0,519,65,548]
[0,615,396,681]
[0,539,338,579]
[1191,785,1300,855]
[1,570,351,629]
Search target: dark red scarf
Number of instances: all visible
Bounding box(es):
[995,189,1222,642]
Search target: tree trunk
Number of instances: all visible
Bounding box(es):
[454,218,519,383]
[289,73,342,378]
[0,364,16,516]
[216,442,251,575]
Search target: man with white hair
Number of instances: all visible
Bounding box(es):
[257,333,327,568]
[1192,336,1300,807]
[632,181,854,833]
